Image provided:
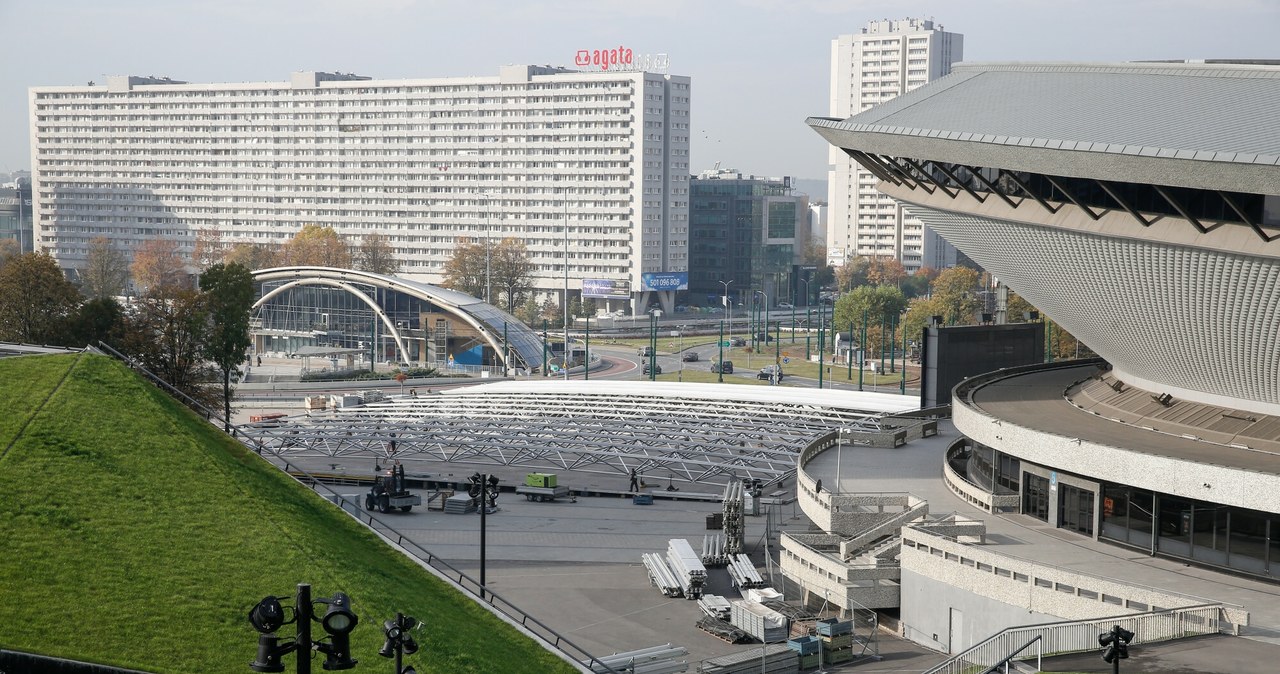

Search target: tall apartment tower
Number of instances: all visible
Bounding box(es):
[29,66,690,313]
[827,18,962,271]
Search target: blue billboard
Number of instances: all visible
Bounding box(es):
[641,272,688,292]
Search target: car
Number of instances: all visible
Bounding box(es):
[777,302,794,310]
[730,337,746,347]
[681,352,700,362]
[755,332,774,343]
[643,362,662,375]
[710,360,734,374]
[638,346,654,357]
[757,365,784,382]
[612,309,627,317]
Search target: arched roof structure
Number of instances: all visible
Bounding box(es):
[251,266,546,371]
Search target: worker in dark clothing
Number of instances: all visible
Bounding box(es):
[629,468,640,492]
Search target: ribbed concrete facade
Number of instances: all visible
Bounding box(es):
[29,67,691,306]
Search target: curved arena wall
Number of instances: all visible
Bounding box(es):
[903,205,1280,416]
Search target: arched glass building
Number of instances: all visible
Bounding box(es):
[251,267,547,373]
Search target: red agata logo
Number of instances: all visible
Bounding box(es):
[574,46,634,70]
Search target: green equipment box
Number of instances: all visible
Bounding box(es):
[525,473,557,488]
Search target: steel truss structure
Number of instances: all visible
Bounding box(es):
[247,382,915,488]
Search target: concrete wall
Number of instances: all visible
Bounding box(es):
[899,566,1058,653]
[954,389,1280,514]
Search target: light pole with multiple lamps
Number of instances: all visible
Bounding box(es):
[247,583,359,673]
[718,279,734,340]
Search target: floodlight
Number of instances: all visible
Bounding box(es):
[248,596,287,634]
[247,595,298,673]
[314,592,359,671]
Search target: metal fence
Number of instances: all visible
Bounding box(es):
[924,603,1225,674]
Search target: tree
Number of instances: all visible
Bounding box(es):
[0,251,82,345]
[929,266,984,326]
[900,267,933,300]
[441,239,487,299]
[0,238,19,269]
[120,287,217,410]
[199,263,255,432]
[81,236,130,299]
[835,256,870,292]
[132,238,190,297]
[71,297,126,348]
[224,242,279,271]
[354,233,400,275]
[491,237,535,314]
[833,285,908,360]
[866,256,907,288]
[281,224,352,268]
[192,228,227,273]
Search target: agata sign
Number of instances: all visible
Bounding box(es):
[572,46,670,73]
[575,46,633,70]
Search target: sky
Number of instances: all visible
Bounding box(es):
[2,0,1277,182]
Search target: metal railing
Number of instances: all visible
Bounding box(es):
[91,342,618,674]
[923,604,1225,674]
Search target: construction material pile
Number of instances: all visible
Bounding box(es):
[726,553,765,589]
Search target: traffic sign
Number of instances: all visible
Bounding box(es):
[783,357,790,364]
[722,341,733,347]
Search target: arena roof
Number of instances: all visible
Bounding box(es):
[809,62,1280,194]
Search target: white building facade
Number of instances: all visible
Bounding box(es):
[827,18,962,271]
[28,66,690,311]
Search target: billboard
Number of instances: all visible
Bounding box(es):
[582,278,631,299]
[641,272,688,292]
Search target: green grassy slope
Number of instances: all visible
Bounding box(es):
[0,353,577,673]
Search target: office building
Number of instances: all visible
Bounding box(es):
[28,66,690,312]
[0,177,33,253]
[827,18,962,270]
[688,169,810,307]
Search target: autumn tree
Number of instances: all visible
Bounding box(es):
[192,227,227,272]
[354,233,400,275]
[132,238,190,297]
[866,255,907,288]
[441,239,487,299]
[224,242,279,271]
[900,267,935,299]
[491,237,535,314]
[835,256,870,293]
[929,266,983,325]
[0,251,82,345]
[199,262,255,432]
[281,224,352,268]
[81,236,130,299]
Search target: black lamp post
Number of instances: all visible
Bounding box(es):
[379,612,420,674]
[468,472,502,590]
[248,583,358,674]
[1099,625,1134,674]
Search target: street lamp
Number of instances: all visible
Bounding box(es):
[468,473,502,589]
[718,279,734,341]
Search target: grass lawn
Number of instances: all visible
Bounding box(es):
[0,353,577,674]
[586,334,723,353]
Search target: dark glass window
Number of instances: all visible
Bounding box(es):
[1023,473,1049,522]
[1059,484,1095,536]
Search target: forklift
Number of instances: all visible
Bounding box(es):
[365,461,422,513]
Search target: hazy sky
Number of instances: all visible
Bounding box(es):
[3,0,1277,181]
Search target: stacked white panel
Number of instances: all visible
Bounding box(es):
[666,538,707,599]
